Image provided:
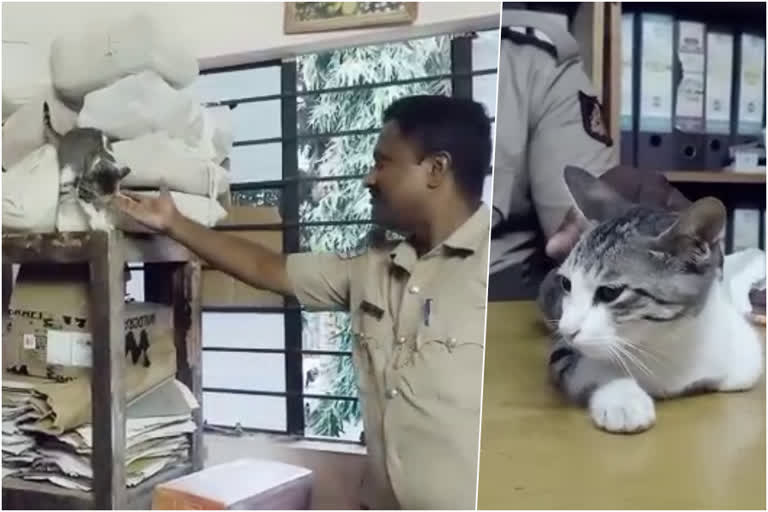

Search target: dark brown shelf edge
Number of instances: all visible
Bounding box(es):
[663,171,766,184]
[1,232,193,264]
[2,461,193,510]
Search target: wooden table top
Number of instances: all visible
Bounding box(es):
[477,301,766,510]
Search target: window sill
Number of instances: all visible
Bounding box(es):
[205,430,367,457]
[277,437,367,457]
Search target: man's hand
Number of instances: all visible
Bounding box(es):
[545,206,589,262]
[112,187,180,234]
[113,186,293,297]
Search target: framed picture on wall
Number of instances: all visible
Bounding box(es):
[284,2,419,34]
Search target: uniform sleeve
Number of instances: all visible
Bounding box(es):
[491,39,530,230]
[285,252,353,311]
[526,48,618,239]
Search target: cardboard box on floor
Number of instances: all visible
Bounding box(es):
[5,264,175,383]
[202,205,284,308]
[152,459,313,510]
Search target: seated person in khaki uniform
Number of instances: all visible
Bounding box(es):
[490,9,687,301]
[114,95,492,510]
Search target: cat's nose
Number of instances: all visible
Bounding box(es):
[560,328,581,340]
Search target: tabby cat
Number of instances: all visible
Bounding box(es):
[540,166,763,434]
[43,101,130,231]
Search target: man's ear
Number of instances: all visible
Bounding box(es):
[426,151,451,189]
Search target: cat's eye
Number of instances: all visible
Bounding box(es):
[560,276,571,293]
[595,285,625,303]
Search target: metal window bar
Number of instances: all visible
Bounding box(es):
[204,68,497,108]
[203,388,358,402]
[200,59,283,74]
[229,174,368,190]
[212,220,372,231]
[233,117,496,147]
[199,33,487,443]
[280,59,306,437]
[451,37,474,98]
[203,423,366,446]
[228,163,493,190]
[204,347,352,357]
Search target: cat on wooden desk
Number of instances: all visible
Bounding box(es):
[43,101,130,231]
[539,166,763,434]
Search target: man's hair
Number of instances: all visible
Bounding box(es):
[382,95,491,200]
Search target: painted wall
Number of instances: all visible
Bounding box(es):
[2,2,500,68]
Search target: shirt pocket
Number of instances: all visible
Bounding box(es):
[402,304,486,411]
[350,298,392,394]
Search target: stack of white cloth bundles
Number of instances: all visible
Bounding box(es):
[2,14,234,233]
[2,377,198,490]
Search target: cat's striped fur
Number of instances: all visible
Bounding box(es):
[43,101,130,230]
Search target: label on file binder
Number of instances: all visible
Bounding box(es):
[705,31,734,134]
[675,21,705,132]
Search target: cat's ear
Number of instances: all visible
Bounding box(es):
[654,197,725,262]
[658,197,725,245]
[563,165,633,222]
[119,167,131,179]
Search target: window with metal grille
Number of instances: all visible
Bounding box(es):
[126,30,499,443]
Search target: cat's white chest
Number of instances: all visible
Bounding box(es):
[79,200,113,232]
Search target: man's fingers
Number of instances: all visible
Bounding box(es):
[119,190,145,202]
[545,231,576,260]
[545,207,589,261]
[112,194,135,210]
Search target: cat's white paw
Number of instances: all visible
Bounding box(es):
[589,378,655,434]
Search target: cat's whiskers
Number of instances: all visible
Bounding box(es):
[607,345,636,380]
[574,335,655,380]
[614,336,675,374]
[612,342,655,380]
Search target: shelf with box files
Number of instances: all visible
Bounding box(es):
[615,2,765,172]
[663,170,766,184]
[1,231,204,510]
[609,2,766,254]
[656,170,766,254]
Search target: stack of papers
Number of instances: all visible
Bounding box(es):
[2,377,198,490]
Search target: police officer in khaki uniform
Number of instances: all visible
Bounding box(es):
[115,95,491,510]
[489,9,617,300]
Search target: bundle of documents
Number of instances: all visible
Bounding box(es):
[2,377,198,490]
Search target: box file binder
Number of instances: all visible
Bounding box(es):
[705,28,736,168]
[734,32,766,146]
[673,20,707,169]
[637,13,676,170]
[620,12,636,166]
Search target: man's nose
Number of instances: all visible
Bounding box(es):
[363,169,376,188]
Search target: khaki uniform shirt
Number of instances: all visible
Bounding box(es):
[286,205,490,510]
[491,10,617,275]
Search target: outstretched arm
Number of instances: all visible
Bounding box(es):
[113,189,293,297]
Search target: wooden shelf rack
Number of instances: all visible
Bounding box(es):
[2,231,203,510]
